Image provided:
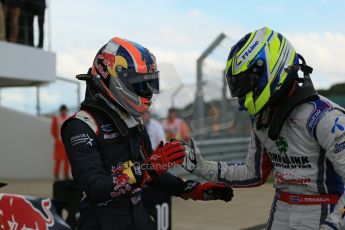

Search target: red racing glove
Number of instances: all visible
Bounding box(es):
[145,141,186,176]
[181,180,233,202]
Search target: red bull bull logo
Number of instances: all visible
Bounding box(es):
[110,174,131,198]
[0,194,54,230]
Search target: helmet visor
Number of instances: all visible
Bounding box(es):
[119,71,159,98]
[226,72,261,98]
[226,58,265,98]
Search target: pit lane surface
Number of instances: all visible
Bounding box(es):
[0,179,274,229]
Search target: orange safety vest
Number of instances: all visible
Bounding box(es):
[162,118,190,142]
[51,115,68,160]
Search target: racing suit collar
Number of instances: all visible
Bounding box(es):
[97,94,140,129]
[268,74,318,140]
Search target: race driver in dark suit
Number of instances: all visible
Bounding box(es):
[61,37,233,230]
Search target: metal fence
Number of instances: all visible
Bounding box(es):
[171,137,250,180]
[0,77,81,116]
[197,137,250,161]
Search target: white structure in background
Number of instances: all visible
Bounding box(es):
[0,42,55,86]
[0,41,56,179]
[0,106,54,178]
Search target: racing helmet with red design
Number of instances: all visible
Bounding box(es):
[86,37,159,117]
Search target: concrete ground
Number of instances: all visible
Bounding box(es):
[172,185,274,230]
[0,179,275,230]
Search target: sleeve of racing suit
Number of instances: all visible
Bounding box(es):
[197,130,272,187]
[61,119,129,203]
[141,126,186,196]
[147,172,186,196]
[316,109,345,229]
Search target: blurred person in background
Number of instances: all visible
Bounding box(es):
[142,110,166,149]
[4,0,21,43]
[183,27,345,230]
[0,0,5,40]
[62,37,233,230]
[51,104,70,180]
[25,0,45,48]
[207,106,221,138]
[162,107,190,142]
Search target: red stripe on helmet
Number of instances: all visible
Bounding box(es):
[112,37,148,74]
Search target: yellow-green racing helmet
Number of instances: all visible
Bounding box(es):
[225,27,299,115]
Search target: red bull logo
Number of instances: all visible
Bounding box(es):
[113,174,129,191]
[110,174,131,198]
[0,194,54,230]
[102,52,116,67]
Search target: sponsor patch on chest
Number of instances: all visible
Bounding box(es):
[101,124,114,132]
[104,132,120,140]
[100,124,120,140]
[274,171,311,186]
[334,140,345,154]
[268,152,312,169]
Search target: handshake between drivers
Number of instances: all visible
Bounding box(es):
[120,139,234,202]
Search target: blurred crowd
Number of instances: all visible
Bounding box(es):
[0,0,46,48]
[143,108,191,148]
[143,105,251,148]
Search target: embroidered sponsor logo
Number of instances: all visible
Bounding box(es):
[303,197,331,203]
[334,141,345,154]
[111,164,125,175]
[130,188,142,205]
[130,195,141,205]
[308,109,321,130]
[268,152,312,169]
[332,117,344,134]
[226,162,245,166]
[183,144,197,172]
[290,196,300,203]
[110,174,131,198]
[101,124,114,132]
[335,132,345,142]
[274,172,311,186]
[183,181,198,193]
[133,165,142,176]
[70,134,93,147]
[276,136,288,153]
[104,132,119,140]
[306,100,332,138]
[101,124,119,140]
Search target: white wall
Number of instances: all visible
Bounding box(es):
[0,106,55,179]
[0,41,56,86]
